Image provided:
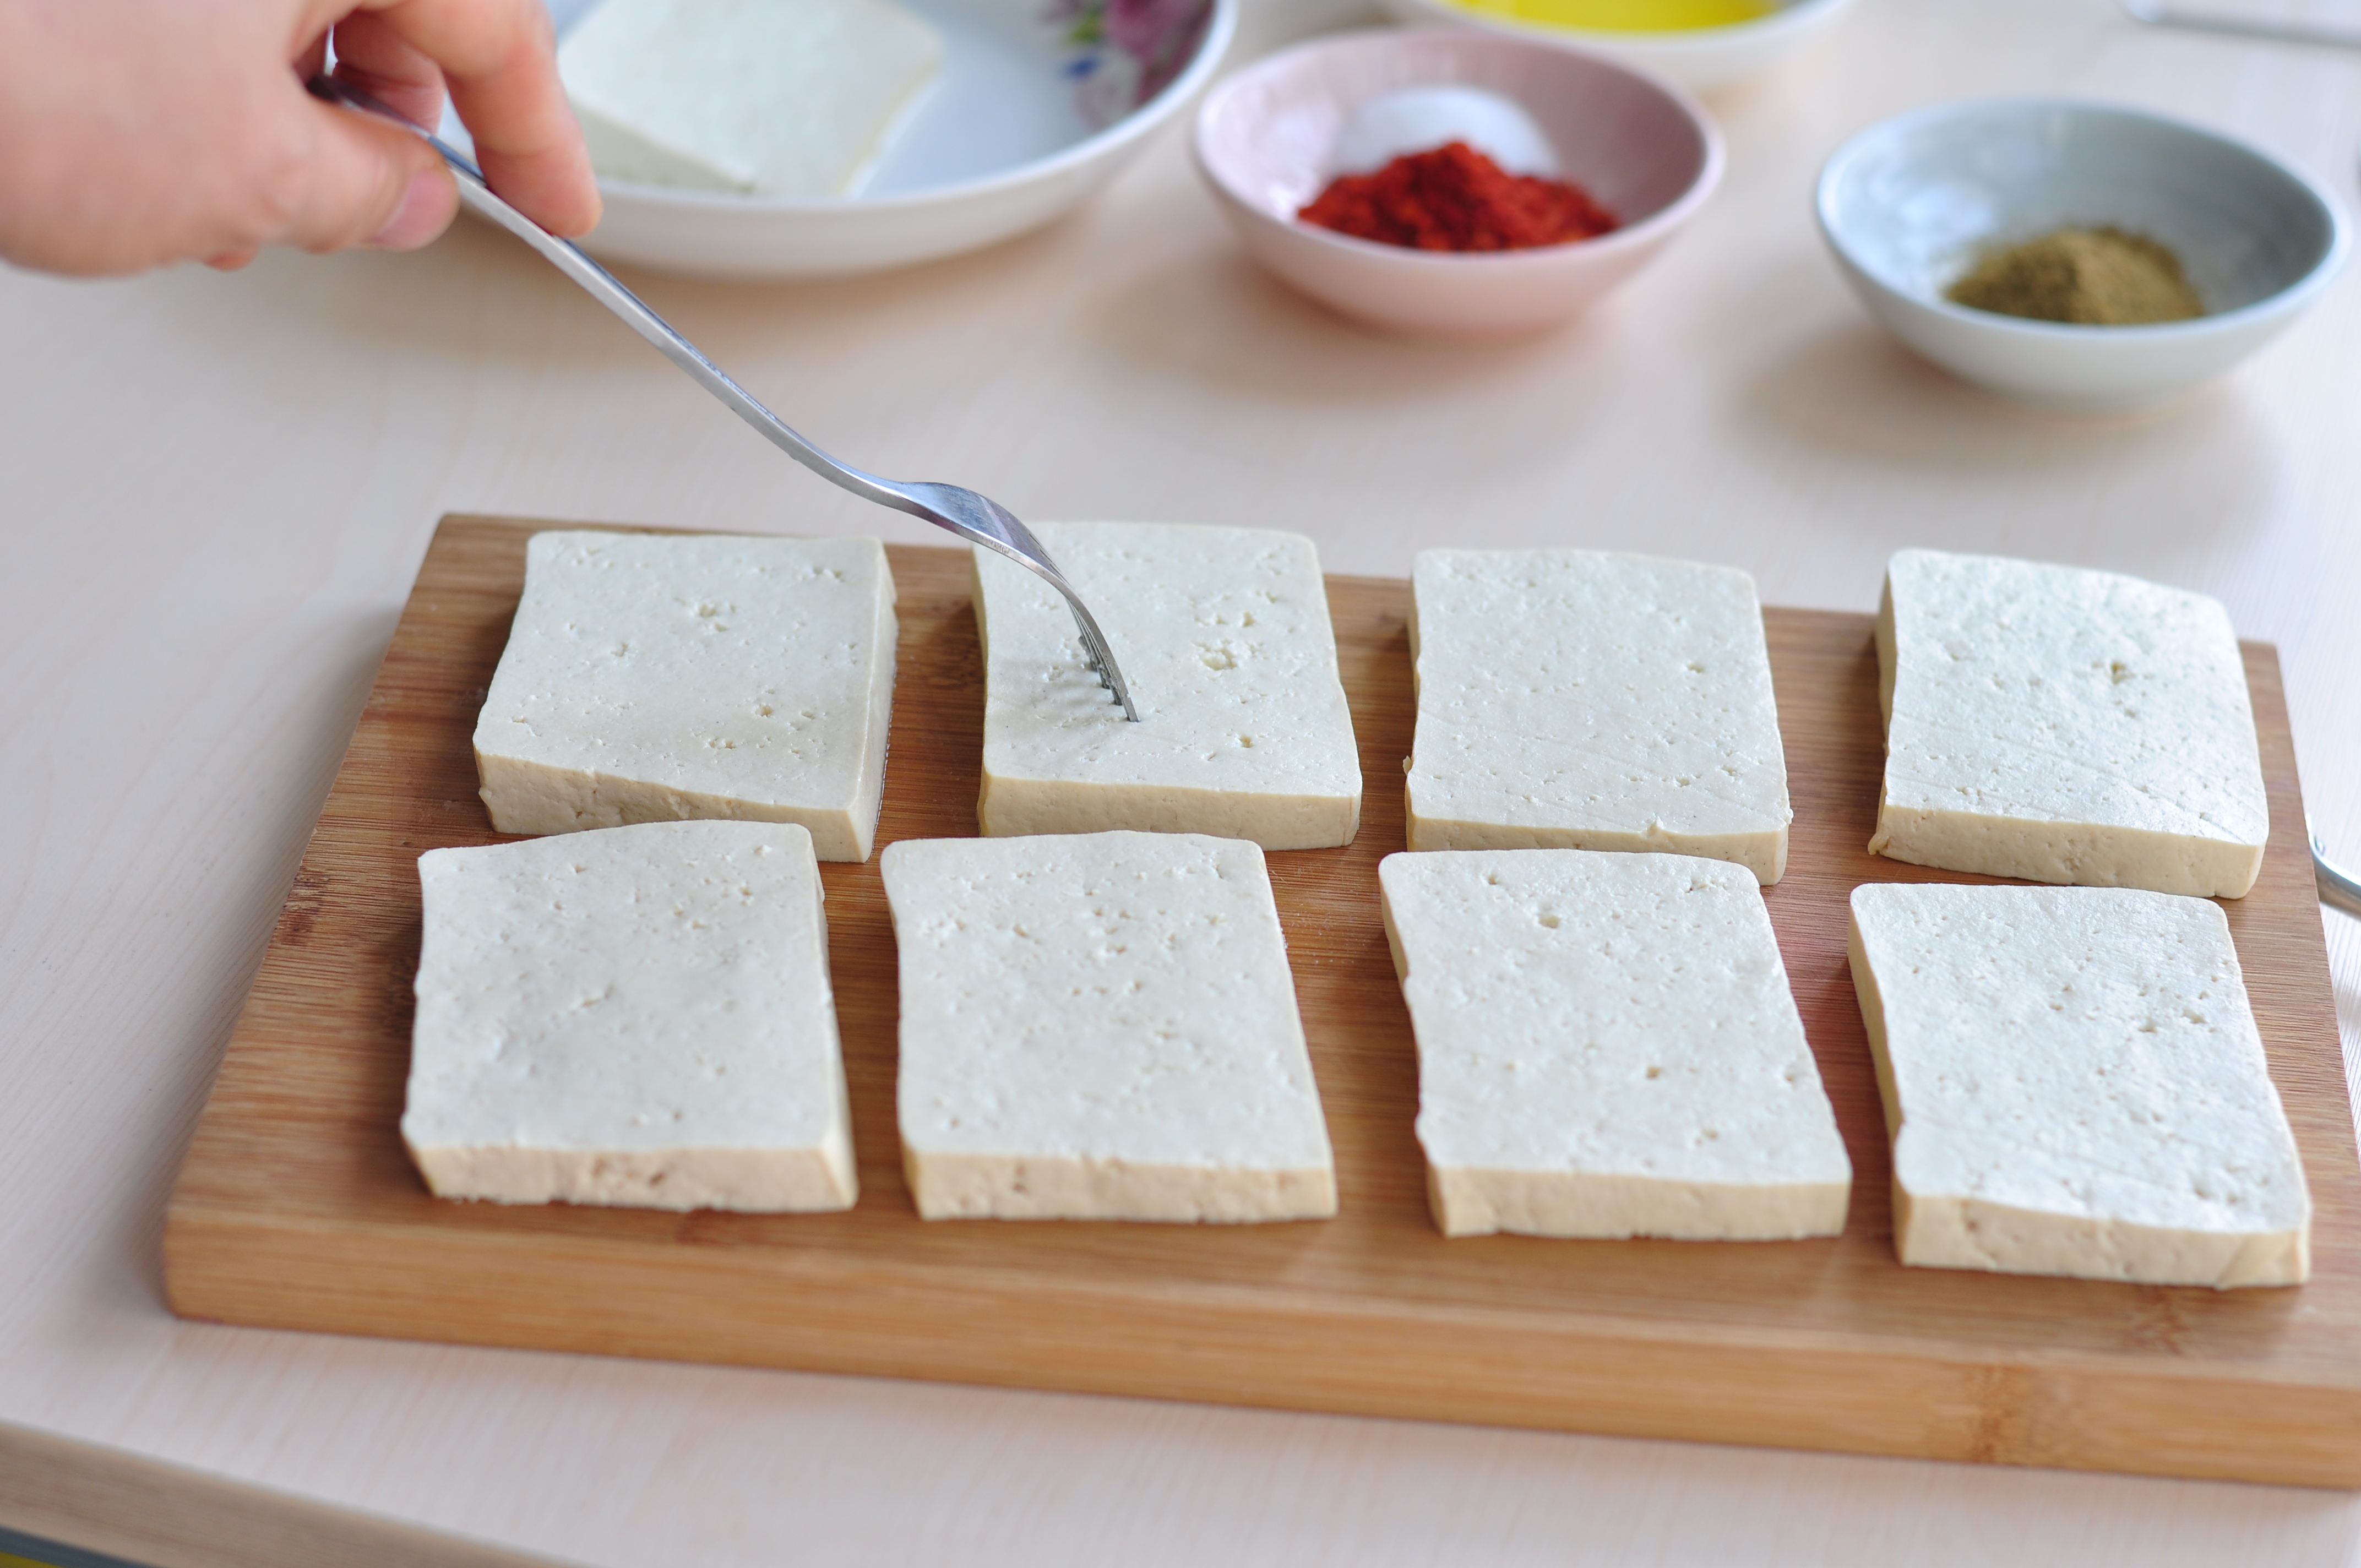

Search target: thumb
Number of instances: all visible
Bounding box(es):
[268,92,456,254]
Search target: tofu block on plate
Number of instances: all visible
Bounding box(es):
[1380,848,1850,1240]
[474,531,896,862]
[1847,882,2309,1288]
[1404,550,1792,884]
[403,819,857,1213]
[1870,548,2268,898]
[559,0,944,197]
[973,523,1362,850]
[882,830,1337,1222]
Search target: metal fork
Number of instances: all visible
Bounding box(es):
[308,73,1138,721]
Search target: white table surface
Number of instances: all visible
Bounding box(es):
[5,0,2360,1562]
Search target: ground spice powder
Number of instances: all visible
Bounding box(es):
[1946,227,2204,325]
[1298,141,1618,253]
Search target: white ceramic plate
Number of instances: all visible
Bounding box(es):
[452,0,1236,278]
[1375,0,1855,91]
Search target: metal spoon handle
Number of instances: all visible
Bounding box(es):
[2316,816,2361,918]
[2120,0,2361,50]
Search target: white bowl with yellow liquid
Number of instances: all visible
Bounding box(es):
[1380,0,1856,91]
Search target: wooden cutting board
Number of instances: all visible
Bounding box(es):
[164,515,2361,1486]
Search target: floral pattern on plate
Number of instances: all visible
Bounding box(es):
[1048,0,1215,129]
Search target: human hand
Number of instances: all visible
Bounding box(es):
[0,0,600,276]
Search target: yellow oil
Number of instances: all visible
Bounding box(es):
[1443,0,1775,30]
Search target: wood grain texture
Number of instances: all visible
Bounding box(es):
[162,516,2360,1487]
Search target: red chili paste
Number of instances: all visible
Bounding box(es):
[1297,141,1617,253]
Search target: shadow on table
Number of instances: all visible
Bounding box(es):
[1727,313,2280,563]
[1082,243,1624,409]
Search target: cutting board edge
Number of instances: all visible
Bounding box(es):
[158,513,2361,1489]
[160,1200,2361,1488]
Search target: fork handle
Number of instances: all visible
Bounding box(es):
[306,74,903,513]
[308,73,1140,723]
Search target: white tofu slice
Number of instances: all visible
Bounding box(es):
[559,0,944,197]
[403,819,857,1213]
[474,531,896,863]
[882,831,1337,1222]
[972,524,1362,851]
[1871,548,2268,898]
[1380,848,1850,1240]
[1847,882,2308,1288]
[1405,550,1792,884]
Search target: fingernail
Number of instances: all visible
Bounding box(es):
[370,169,450,250]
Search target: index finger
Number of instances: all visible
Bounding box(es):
[320,13,448,134]
[341,0,601,237]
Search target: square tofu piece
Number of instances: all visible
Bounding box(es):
[403,819,856,1213]
[1871,549,2268,898]
[560,0,944,197]
[1405,551,1792,884]
[475,531,896,862]
[972,523,1362,851]
[1380,849,1851,1240]
[1847,883,2309,1288]
[882,831,1337,1222]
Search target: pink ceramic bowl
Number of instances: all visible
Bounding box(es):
[1193,29,1723,337]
